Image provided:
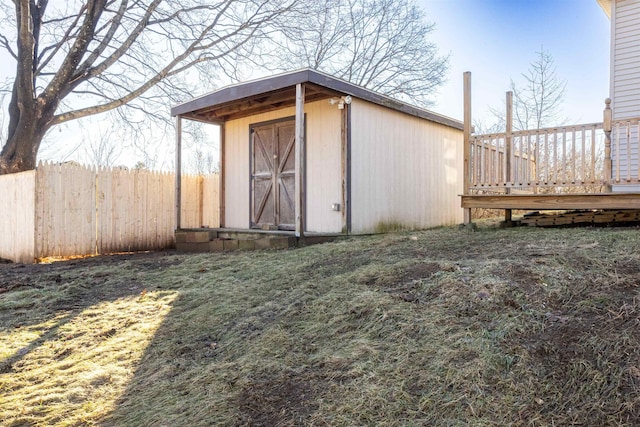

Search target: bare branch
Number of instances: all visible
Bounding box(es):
[268,0,447,107]
[0,33,17,59]
[1,0,299,174]
[36,5,88,75]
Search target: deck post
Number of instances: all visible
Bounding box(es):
[295,83,306,237]
[463,72,472,224]
[603,98,612,192]
[175,115,182,231]
[505,91,513,223]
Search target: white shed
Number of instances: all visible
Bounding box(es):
[171,69,463,238]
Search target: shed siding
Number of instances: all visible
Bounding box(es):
[611,0,640,179]
[223,100,342,232]
[349,99,463,234]
[304,101,343,233]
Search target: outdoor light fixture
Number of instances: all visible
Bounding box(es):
[329,96,352,109]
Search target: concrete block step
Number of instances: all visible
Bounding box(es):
[176,230,337,254]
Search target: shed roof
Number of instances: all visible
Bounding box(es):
[171,68,463,130]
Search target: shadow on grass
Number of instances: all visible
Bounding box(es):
[0,252,187,426]
[100,248,345,426]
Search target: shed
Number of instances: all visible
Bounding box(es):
[171,69,464,237]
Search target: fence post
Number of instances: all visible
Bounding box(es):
[504,91,513,223]
[463,71,472,224]
[603,98,612,192]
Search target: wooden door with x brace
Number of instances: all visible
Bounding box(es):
[250,119,296,230]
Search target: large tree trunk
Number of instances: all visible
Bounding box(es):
[0,127,47,175]
[0,97,50,175]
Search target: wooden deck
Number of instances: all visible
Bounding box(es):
[461,192,640,210]
[460,74,640,222]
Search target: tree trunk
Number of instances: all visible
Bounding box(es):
[0,118,48,175]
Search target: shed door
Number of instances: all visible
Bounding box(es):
[251,120,296,230]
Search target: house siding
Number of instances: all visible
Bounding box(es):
[611,0,640,181]
[223,100,342,233]
[349,99,463,234]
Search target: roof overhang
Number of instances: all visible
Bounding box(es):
[596,0,611,18]
[171,68,463,130]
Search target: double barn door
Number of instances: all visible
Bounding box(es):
[250,119,296,230]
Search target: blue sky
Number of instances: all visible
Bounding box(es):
[421,0,611,125]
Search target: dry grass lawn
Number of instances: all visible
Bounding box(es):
[1,224,640,426]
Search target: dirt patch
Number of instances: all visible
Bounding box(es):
[300,251,373,278]
[234,367,328,426]
[359,262,442,303]
[360,262,441,287]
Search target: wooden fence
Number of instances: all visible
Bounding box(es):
[0,170,36,263]
[0,162,219,263]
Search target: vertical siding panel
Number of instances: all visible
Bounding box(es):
[349,99,463,234]
[304,101,344,233]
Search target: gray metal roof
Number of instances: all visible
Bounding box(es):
[171,68,463,130]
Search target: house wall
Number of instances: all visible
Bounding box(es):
[349,98,463,234]
[611,0,640,120]
[223,99,343,233]
[611,0,640,183]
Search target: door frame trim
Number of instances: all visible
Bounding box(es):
[248,115,306,230]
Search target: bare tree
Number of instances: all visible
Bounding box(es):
[272,0,449,107]
[489,49,567,131]
[0,0,296,174]
[82,128,122,167]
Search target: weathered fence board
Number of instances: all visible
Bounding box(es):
[0,170,36,263]
[35,163,97,258]
[0,162,219,262]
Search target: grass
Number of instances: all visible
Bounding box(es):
[1,224,640,426]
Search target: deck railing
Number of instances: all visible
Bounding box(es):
[612,117,640,184]
[469,123,606,192]
[462,73,640,200]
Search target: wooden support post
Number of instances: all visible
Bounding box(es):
[505,91,513,223]
[175,115,182,231]
[463,72,472,224]
[295,83,305,237]
[341,103,350,234]
[505,91,513,186]
[603,98,612,192]
[219,123,226,227]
